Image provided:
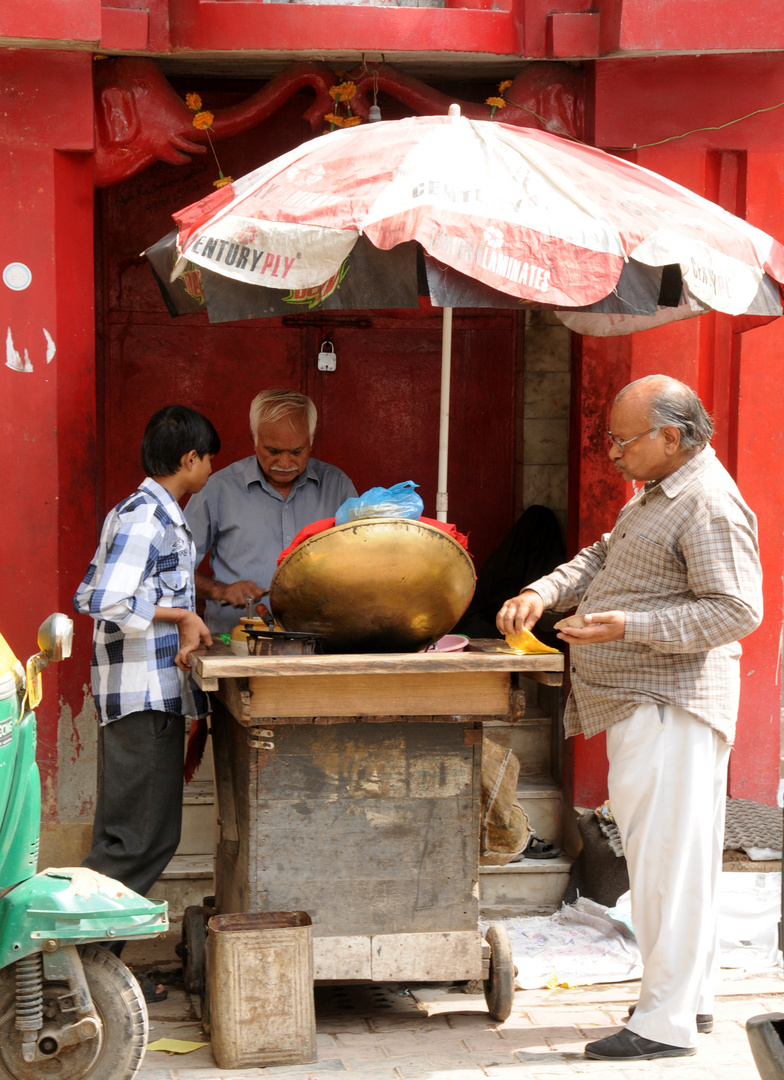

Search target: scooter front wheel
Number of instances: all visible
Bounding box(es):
[0,943,148,1080]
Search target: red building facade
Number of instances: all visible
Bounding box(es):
[2,0,783,863]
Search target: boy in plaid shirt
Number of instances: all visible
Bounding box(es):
[75,406,219,987]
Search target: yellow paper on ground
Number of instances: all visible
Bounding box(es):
[146,1038,210,1054]
[503,628,560,655]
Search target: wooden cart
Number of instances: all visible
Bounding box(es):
[188,640,563,1019]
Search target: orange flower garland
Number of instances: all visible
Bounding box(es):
[325,78,361,132]
[486,79,513,118]
[186,92,233,188]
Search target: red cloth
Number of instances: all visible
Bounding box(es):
[421,516,471,553]
[276,515,470,566]
[184,716,209,784]
[277,518,336,565]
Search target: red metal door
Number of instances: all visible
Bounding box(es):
[305,311,516,567]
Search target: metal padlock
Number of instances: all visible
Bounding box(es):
[317,340,337,371]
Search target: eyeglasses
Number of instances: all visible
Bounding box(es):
[606,427,659,453]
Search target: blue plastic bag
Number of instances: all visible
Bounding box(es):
[335,481,424,525]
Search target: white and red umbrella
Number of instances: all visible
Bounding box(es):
[150,107,784,515]
[169,107,784,324]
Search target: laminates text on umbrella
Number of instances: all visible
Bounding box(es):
[429,227,552,293]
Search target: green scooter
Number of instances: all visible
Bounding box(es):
[0,614,168,1080]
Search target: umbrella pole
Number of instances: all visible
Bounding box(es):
[436,307,453,523]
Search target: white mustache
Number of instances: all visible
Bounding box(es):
[271,465,300,473]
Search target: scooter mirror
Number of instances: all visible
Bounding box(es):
[37,613,74,662]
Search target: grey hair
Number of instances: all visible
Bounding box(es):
[616,375,714,451]
[249,389,317,444]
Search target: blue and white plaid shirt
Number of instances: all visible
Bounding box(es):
[74,477,208,725]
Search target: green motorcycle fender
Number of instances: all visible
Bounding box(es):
[0,869,168,968]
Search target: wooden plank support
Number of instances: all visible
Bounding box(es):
[245,670,509,718]
[313,936,372,980]
[192,639,564,681]
[521,671,563,686]
[370,931,484,981]
[312,931,483,981]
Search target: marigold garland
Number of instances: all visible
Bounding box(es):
[192,111,215,131]
[329,80,357,103]
[486,79,513,118]
[325,77,361,133]
[186,92,233,188]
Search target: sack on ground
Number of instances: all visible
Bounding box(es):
[480,738,531,866]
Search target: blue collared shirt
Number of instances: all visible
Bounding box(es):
[73,477,208,724]
[184,455,356,634]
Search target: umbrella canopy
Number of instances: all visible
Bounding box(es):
[158,109,784,335]
[147,108,784,519]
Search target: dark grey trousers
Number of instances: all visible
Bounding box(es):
[82,709,185,898]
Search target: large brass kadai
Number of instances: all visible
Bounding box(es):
[269,517,476,653]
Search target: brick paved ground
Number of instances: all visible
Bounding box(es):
[137,970,784,1080]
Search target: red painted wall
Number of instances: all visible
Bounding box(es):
[0,51,97,815]
[565,76,784,806]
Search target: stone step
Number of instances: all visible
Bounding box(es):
[177,797,214,857]
[154,853,214,918]
[480,853,571,915]
[516,776,564,844]
[482,712,552,778]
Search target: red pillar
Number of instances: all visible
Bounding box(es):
[568,145,783,807]
[0,51,97,816]
[728,153,784,804]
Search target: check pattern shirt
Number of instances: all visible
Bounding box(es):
[74,478,208,724]
[527,446,763,743]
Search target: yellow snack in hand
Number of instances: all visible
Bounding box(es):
[504,627,561,655]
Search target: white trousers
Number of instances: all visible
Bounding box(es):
[606,703,730,1049]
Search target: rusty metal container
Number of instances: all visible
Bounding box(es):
[206,911,316,1069]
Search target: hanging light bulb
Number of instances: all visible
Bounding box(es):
[369,69,382,122]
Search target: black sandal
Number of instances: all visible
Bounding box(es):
[516,836,560,860]
[137,975,168,1003]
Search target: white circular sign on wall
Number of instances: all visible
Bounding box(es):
[3,263,32,291]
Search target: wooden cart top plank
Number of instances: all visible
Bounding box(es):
[192,639,564,690]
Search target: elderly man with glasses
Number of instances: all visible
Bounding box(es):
[497,374,762,1062]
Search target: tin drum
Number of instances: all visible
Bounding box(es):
[269,517,476,653]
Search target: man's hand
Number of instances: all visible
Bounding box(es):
[496,590,545,635]
[218,580,268,608]
[195,571,266,608]
[556,610,626,645]
[175,611,213,670]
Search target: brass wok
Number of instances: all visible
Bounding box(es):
[269,517,476,653]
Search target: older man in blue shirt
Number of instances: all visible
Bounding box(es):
[186,389,356,635]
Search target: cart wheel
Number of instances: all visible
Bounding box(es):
[483,923,515,1022]
[180,904,208,996]
[0,944,147,1080]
